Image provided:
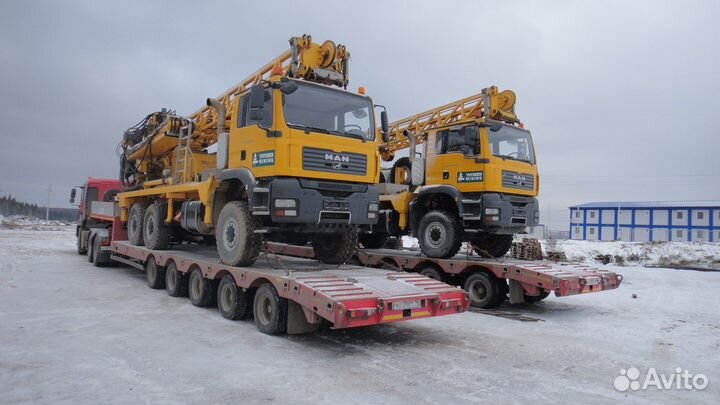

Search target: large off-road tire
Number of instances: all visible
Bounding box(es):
[217,275,250,320]
[145,256,165,289]
[389,157,412,185]
[417,210,463,258]
[77,229,87,254]
[524,290,550,303]
[417,263,444,281]
[215,201,262,267]
[253,283,288,335]
[311,228,359,264]
[471,234,513,258]
[464,272,504,309]
[165,261,187,297]
[128,203,146,246]
[143,201,172,250]
[359,232,389,249]
[188,268,216,307]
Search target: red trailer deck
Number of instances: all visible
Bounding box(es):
[261,242,623,309]
[110,241,469,335]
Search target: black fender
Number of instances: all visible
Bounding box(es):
[409,185,463,235]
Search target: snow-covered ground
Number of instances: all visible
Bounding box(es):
[1,228,718,404]
[0,215,74,232]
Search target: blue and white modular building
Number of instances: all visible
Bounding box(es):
[569,201,720,242]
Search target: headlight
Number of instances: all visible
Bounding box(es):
[485,208,500,215]
[368,203,379,212]
[368,212,377,219]
[275,199,296,208]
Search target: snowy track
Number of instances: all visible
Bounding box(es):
[0,228,718,404]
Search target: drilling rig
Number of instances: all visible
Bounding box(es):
[118,34,389,266]
[363,87,539,258]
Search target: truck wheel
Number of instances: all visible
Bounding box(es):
[143,202,172,250]
[253,283,288,335]
[312,228,358,264]
[217,275,250,320]
[145,256,165,289]
[128,203,146,246]
[92,236,105,267]
[359,232,388,249]
[188,268,215,307]
[524,290,550,303]
[417,263,444,281]
[216,201,262,267]
[87,236,94,263]
[464,272,503,309]
[471,234,513,258]
[417,210,463,258]
[389,157,412,185]
[165,261,187,297]
[77,229,87,254]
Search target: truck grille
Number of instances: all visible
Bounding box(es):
[502,171,535,191]
[303,147,367,176]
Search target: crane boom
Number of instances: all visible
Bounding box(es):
[380,86,519,159]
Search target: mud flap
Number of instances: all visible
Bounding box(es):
[508,279,526,304]
[286,301,321,334]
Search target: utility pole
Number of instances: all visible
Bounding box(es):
[45,184,52,221]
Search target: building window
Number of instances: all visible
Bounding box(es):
[696,230,705,239]
[676,230,683,237]
[697,211,704,220]
[574,211,581,219]
[574,227,580,234]
[589,228,595,235]
[589,211,596,219]
[676,211,684,220]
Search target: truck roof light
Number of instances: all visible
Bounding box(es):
[358,86,366,95]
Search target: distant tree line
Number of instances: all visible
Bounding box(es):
[0,195,78,222]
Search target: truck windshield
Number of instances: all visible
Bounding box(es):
[282,81,375,141]
[488,125,535,164]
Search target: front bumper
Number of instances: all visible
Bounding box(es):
[460,193,539,234]
[268,178,379,228]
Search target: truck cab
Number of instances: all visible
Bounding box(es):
[71,178,124,264]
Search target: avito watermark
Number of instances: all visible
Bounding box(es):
[614,367,709,392]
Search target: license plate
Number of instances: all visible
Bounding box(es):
[585,277,600,286]
[391,300,422,311]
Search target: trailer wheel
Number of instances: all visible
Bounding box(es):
[359,232,388,249]
[524,290,550,303]
[216,201,262,267]
[145,256,165,289]
[188,268,215,307]
[253,283,288,335]
[471,234,513,258]
[417,263,444,281]
[143,202,172,250]
[217,275,250,320]
[417,210,463,259]
[464,272,503,309]
[312,228,358,264]
[165,261,187,297]
[128,203,146,246]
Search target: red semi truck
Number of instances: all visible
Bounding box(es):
[71,180,469,334]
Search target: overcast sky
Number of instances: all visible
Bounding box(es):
[1,0,718,230]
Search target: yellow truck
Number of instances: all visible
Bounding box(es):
[117,35,389,266]
[362,87,539,258]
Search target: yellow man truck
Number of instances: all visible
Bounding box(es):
[362,87,539,258]
[117,35,389,266]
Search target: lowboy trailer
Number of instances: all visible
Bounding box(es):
[110,241,469,335]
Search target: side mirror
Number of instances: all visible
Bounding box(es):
[69,188,76,204]
[381,110,389,143]
[249,85,265,109]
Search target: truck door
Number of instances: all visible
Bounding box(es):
[227,89,277,178]
[425,126,482,189]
